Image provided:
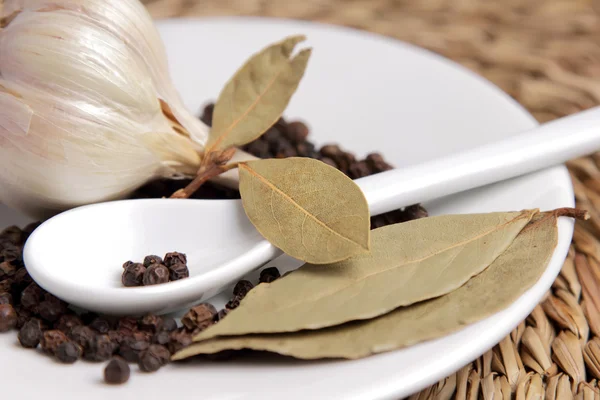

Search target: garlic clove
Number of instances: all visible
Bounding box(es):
[0,81,173,218]
[0,10,161,118]
[2,0,209,146]
[0,78,201,220]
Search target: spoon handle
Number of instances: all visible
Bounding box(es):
[354,106,600,216]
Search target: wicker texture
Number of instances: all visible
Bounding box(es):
[143,0,600,397]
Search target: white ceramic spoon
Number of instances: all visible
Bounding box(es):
[23,106,600,315]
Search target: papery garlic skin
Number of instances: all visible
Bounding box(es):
[0,0,212,219]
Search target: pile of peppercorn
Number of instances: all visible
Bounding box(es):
[0,221,282,384]
[122,252,189,287]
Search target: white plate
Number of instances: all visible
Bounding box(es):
[1,17,574,400]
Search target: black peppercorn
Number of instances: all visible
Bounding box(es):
[233,280,254,299]
[84,334,115,362]
[0,226,22,245]
[104,357,130,385]
[348,160,371,179]
[259,267,281,284]
[0,261,16,279]
[0,279,12,293]
[55,341,82,364]
[200,103,214,125]
[168,262,189,281]
[142,264,169,286]
[68,325,96,350]
[41,330,68,355]
[143,255,163,267]
[271,136,293,155]
[263,127,281,144]
[365,153,393,173]
[79,312,99,325]
[1,243,21,264]
[319,144,342,159]
[163,252,187,268]
[38,294,68,323]
[121,263,146,287]
[117,316,139,333]
[277,147,298,158]
[225,296,241,310]
[133,330,153,343]
[152,330,171,345]
[402,204,429,221]
[295,142,314,157]
[181,303,216,331]
[54,314,83,333]
[0,303,17,332]
[89,317,112,334]
[139,314,163,333]
[118,335,150,363]
[18,318,43,348]
[213,309,229,323]
[161,317,177,332]
[20,282,45,311]
[107,330,126,348]
[336,152,356,175]
[12,267,32,291]
[286,121,310,143]
[14,306,33,329]
[0,291,12,305]
[245,140,270,158]
[320,157,338,168]
[139,344,171,372]
[168,328,192,354]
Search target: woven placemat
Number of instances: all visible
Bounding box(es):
[143,0,600,397]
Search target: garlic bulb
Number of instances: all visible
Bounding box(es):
[0,0,216,220]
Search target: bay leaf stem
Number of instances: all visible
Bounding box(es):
[552,208,590,220]
[170,162,239,199]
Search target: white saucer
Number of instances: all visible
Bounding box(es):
[0,16,574,399]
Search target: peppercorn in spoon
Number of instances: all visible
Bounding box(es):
[23,106,600,315]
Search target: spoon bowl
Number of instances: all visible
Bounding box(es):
[24,199,280,315]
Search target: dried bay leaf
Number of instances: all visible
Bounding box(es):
[174,210,560,361]
[206,35,311,153]
[238,157,370,264]
[194,209,537,340]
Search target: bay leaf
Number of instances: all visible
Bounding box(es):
[206,35,311,153]
[174,211,559,361]
[193,209,537,341]
[238,157,371,264]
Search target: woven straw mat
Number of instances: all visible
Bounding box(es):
[143,0,600,398]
